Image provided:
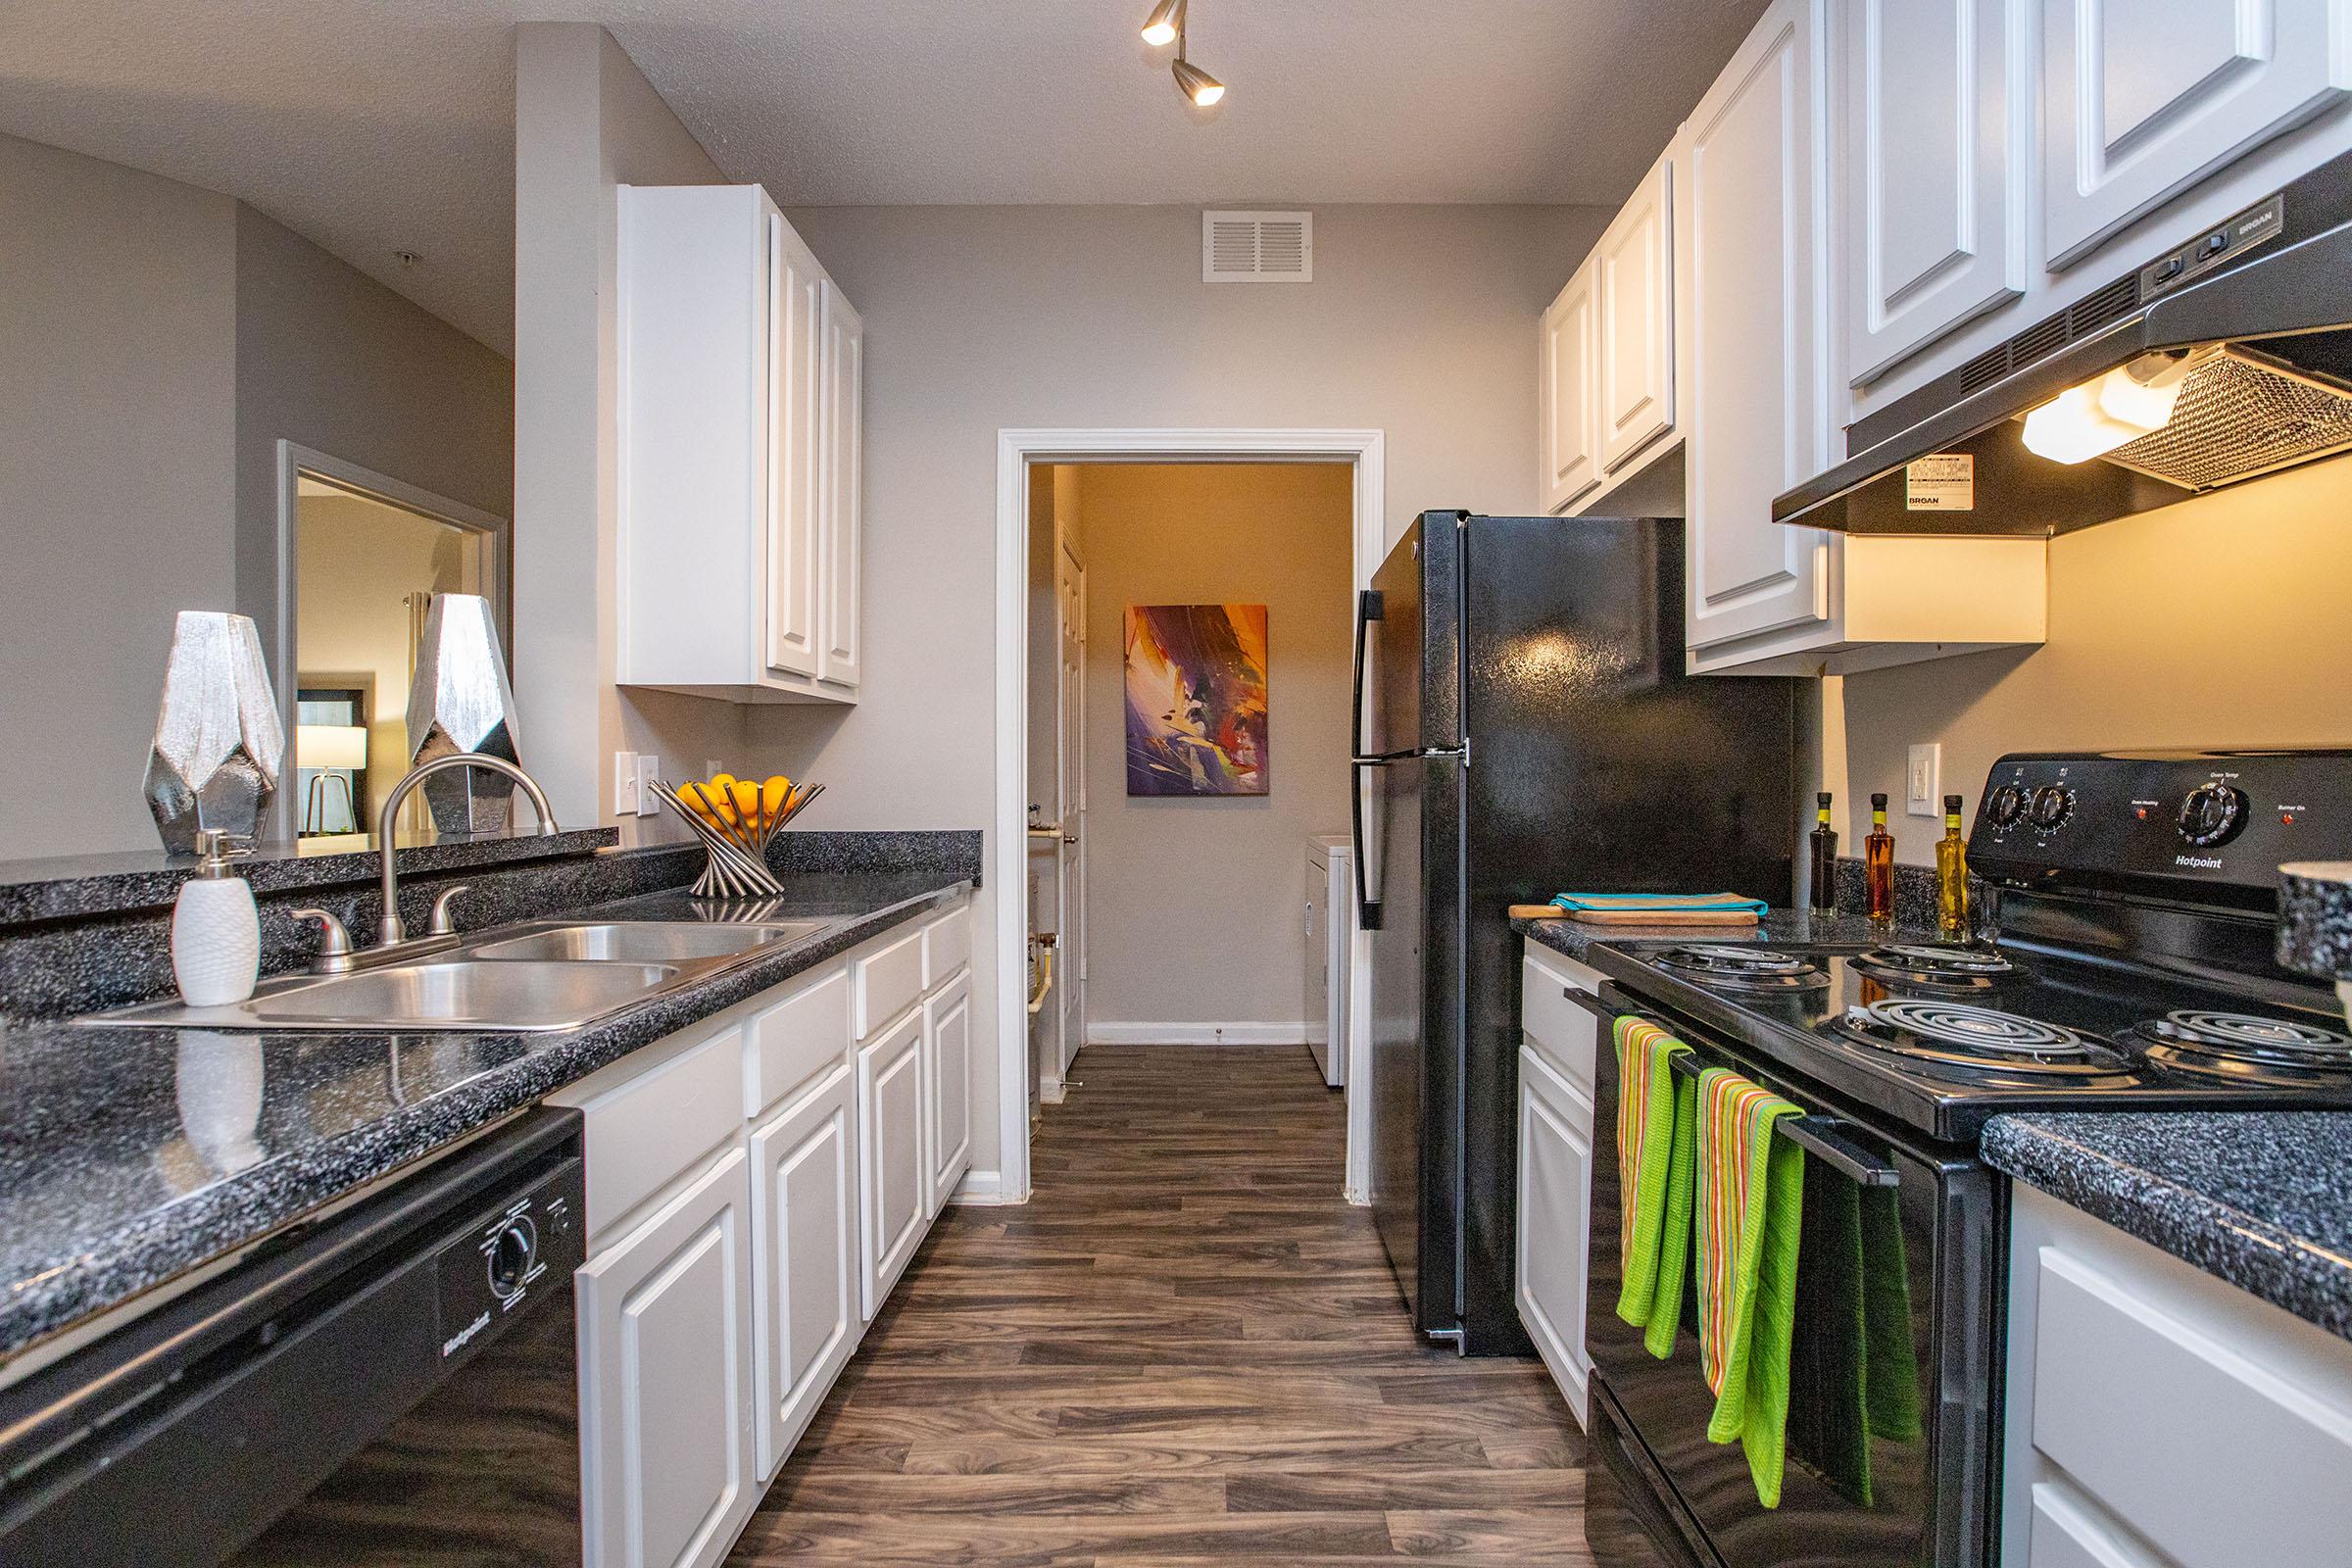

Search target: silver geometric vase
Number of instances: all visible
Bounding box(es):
[404,593,523,836]
[144,611,285,855]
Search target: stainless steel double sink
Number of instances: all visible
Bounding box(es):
[86,918,830,1033]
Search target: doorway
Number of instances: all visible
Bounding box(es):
[990,430,1386,1204]
[274,443,511,844]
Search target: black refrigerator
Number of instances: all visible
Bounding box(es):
[1351,512,1795,1355]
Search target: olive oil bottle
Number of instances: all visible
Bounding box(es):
[1936,794,1971,940]
[1865,793,1895,924]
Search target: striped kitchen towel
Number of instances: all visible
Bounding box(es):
[1613,1015,1692,1344]
[1695,1065,1807,1508]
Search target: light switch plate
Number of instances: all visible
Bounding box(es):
[704,759,724,781]
[1907,743,1941,817]
[634,754,662,817]
[612,753,640,816]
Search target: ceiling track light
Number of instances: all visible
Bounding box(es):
[1140,0,1185,48]
[1141,0,1226,107]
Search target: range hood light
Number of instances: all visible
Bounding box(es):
[2021,354,2194,466]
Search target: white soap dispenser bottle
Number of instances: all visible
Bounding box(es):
[172,828,261,1005]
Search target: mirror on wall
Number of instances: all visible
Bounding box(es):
[0,25,517,865]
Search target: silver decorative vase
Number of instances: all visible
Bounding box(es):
[144,611,285,855]
[404,593,523,836]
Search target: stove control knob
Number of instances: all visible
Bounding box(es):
[1987,785,2026,828]
[2177,783,2247,848]
[2029,785,2074,830]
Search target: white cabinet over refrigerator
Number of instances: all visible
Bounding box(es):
[1305,834,1351,1089]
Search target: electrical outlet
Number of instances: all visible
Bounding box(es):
[1907,743,1942,817]
[635,754,662,817]
[704,759,724,780]
[612,752,640,816]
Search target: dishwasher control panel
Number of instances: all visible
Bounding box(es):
[433,1152,584,1365]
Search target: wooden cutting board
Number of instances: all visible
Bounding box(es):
[1508,904,1761,926]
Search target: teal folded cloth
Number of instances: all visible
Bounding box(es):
[1551,892,1771,914]
[1787,1161,1924,1507]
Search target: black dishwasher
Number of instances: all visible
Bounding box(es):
[0,1106,587,1567]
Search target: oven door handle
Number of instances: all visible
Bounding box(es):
[1664,1052,1900,1187]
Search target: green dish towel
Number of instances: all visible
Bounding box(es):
[1788,1167,1924,1506]
[1612,1016,1692,1346]
[1694,1065,1806,1509]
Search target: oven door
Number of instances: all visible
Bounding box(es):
[1576,983,2001,1568]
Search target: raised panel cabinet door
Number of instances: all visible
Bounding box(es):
[1516,1046,1594,1429]
[858,1009,926,1318]
[1596,153,1675,471]
[764,212,823,678]
[2042,0,2352,270]
[924,971,974,1213]
[817,279,864,689]
[1679,0,1836,651]
[577,1148,755,1568]
[1842,0,2025,384]
[749,1061,858,1481]
[1539,263,1602,513]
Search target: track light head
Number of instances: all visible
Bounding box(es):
[1141,0,1185,47]
[1172,56,1225,106]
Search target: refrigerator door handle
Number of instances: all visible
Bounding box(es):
[1350,588,1383,760]
[1349,758,1383,930]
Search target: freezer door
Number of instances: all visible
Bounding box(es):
[1366,750,1464,1337]
[1368,513,1464,755]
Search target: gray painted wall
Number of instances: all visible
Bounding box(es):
[0,130,515,861]
[0,134,237,859]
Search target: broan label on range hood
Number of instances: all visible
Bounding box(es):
[1904,455,1973,511]
[1777,148,2352,538]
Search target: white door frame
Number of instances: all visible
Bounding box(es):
[988,428,1386,1204]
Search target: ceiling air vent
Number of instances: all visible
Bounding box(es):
[1203,211,1312,283]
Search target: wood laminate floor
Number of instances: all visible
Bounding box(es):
[730,1044,1592,1566]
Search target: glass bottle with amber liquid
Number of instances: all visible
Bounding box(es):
[1936,794,1972,940]
[1809,792,1838,914]
[1864,792,1895,924]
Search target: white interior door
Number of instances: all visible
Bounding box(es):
[1055,539,1088,1073]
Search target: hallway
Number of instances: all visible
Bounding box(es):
[731,1045,1592,1565]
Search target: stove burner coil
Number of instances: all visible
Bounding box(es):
[1654,944,1829,992]
[2131,1009,2352,1084]
[1856,999,2092,1056]
[1867,944,2016,975]
[2151,1010,2352,1056]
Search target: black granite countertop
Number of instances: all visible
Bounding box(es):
[0,870,970,1365]
[1984,1111,2352,1342]
[0,827,622,929]
[1516,906,1940,963]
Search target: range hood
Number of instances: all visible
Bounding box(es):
[1778,148,2352,536]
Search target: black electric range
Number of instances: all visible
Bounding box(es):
[1574,749,2352,1568]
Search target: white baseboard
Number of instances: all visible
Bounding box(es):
[1086,1022,1313,1047]
[950,1168,1026,1205]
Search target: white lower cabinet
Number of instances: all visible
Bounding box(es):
[577,1148,757,1568]
[858,1008,927,1318]
[2003,1182,2352,1568]
[749,1060,859,1480]
[555,892,973,1562]
[1516,944,1603,1430]
[924,971,973,1213]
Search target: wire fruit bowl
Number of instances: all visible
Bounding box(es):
[645,773,824,900]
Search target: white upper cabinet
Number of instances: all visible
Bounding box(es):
[2041,0,2352,271]
[1840,0,2026,385]
[764,215,823,680]
[1596,151,1676,472]
[619,183,861,704]
[818,280,864,689]
[1539,262,1602,513]
[1677,0,1834,652]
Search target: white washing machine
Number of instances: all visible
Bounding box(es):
[1304,833,1351,1088]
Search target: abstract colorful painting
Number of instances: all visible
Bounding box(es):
[1124,604,1269,797]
